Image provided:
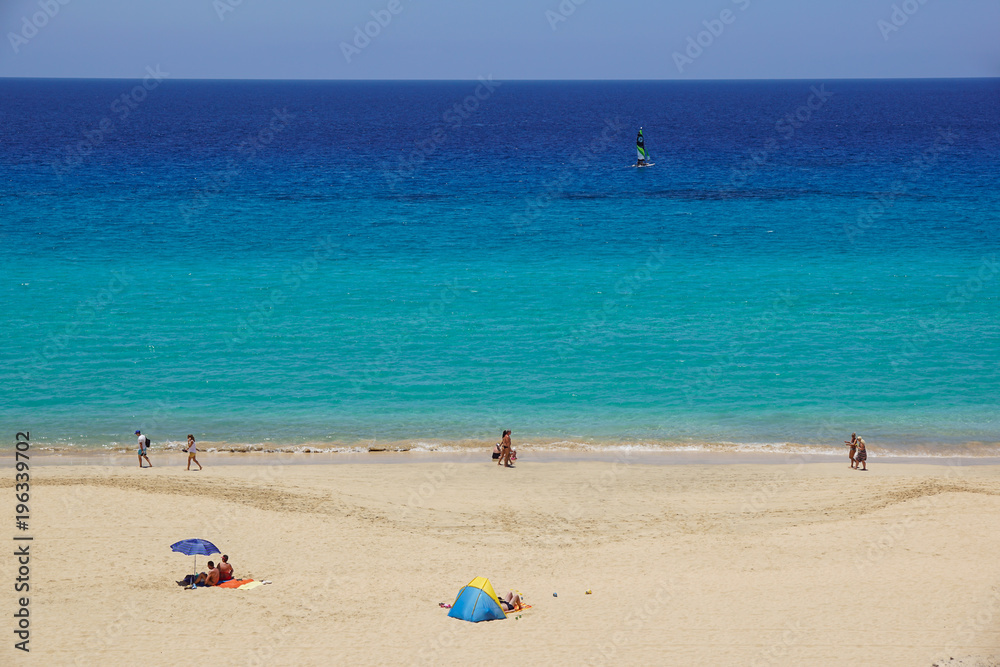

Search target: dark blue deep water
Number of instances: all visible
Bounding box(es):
[1,78,998,454]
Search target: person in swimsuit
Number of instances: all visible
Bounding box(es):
[845,432,858,469]
[499,430,514,467]
[854,438,867,471]
[497,591,523,612]
[198,562,220,587]
[136,430,152,468]
[218,554,234,582]
[179,561,220,587]
[186,435,203,471]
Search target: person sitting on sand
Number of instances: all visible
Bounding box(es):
[186,435,203,471]
[492,440,502,460]
[178,561,220,587]
[854,438,868,471]
[497,591,524,612]
[194,562,220,587]
[845,432,858,469]
[218,554,234,582]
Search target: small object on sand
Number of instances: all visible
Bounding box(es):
[586,589,592,595]
[553,592,557,597]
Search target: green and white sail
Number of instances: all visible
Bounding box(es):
[636,127,648,163]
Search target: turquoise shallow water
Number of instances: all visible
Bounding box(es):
[1,79,998,454]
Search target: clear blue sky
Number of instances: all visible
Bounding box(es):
[1,0,997,79]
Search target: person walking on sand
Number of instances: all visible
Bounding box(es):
[854,438,868,471]
[500,430,515,468]
[186,434,203,471]
[497,430,508,466]
[845,432,858,469]
[136,430,152,468]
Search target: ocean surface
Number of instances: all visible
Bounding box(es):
[1,78,998,456]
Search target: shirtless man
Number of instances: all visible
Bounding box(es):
[218,555,234,582]
[191,561,220,587]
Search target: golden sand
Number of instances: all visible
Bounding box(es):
[6,458,1000,665]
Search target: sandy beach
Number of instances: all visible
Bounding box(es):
[5,455,1000,666]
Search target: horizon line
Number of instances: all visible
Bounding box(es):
[1,75,997,83]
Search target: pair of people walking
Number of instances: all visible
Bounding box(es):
[133,430,202,470]
[845,433,867,470]
[496,430,515,467]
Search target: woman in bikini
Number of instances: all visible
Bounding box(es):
[499,430,514,467]
[845,432,858,469]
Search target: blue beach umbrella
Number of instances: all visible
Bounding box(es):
[170,539,220,580]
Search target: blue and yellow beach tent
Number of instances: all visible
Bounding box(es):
[448,577,507,623]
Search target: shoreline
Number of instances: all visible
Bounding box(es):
[14,449,1000,467]
[17,434,1000,459]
